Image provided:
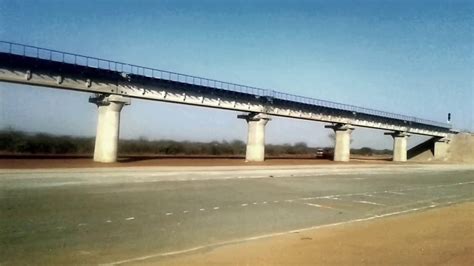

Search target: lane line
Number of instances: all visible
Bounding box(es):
[297,181,473,202]
[322,197,340,200]
[373,195,464,214]
[385,191,405,195]
[157,181,473,216]
[352,200,385,206]
[106,199,472,265]
[304,203,338,210]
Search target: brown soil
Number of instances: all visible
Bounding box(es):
[409,133,474,163]
[0,154,392,169]
[447,133,474,163]
[160,203,474,266]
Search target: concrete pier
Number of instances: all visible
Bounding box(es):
[89,94,130,163]
[238,113,271,162]
[325,124,354,162]
[385,131,410,162]
[434,137,450,160]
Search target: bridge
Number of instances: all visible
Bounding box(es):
[0,41,454,163]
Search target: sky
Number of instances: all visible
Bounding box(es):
[0,0,472,149]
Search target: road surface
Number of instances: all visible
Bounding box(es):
[1,164,473,264]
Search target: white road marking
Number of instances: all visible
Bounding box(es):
[325,197,340,200]
[377,195,463,214]
[305,203,324,208]
[173,182,471,219]
[385,191,405,195]
[353,200,385,206]
[304,203,338,210]
[125,217,135,221]
[297,181,474,202]
[107,200,469,265]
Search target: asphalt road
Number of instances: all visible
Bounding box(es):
[1,164,473,265]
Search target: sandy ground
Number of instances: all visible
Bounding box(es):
[159,202,474,266]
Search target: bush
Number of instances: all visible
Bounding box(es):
[0,128,388,156]
[359,147,373,156]
[0,129,94,154]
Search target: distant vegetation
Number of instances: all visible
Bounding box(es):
[0,128,390,156]
[0,129,94,155]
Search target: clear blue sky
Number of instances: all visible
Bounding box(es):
[0,0,472,149]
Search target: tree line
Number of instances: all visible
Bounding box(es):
[0,128,390,156]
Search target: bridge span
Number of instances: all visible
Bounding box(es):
[0,41,453,163]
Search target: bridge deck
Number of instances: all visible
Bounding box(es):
[0,41,451,137]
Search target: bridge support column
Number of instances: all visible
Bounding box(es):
[89,94,131,163]
[238,113,271,162]
[325,124,354,162]
[385,131,410,162]
[434,137,450,160]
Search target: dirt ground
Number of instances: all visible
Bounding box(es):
[158,203,474,266]
[0,154,392,169]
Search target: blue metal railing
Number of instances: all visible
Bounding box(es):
[0,41,451,129]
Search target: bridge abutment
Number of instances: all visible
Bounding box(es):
[385,131,410,162]
[89,94,131,163]
[238,113,271,162]
[434,137,450,160]
[325,124,354,162]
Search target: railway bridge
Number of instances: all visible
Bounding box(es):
[0,41,453,163]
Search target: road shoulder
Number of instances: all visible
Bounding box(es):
[157,202,474,266]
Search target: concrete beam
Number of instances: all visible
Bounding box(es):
[238,113,271,162]
[0,67,450,138]
[325,123,354,162]
[385,131,410,162]
[89,94,131,163]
